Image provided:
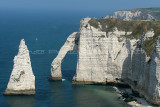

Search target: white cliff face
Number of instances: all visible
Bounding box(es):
[108,27,132,37]
[105,33,130,81]
[123,36,160,105]
[4,39,35,95]
[73,19,108,84]
[73,20,135,83]
[106,10,154,21]
[143,30,154,41]
[50,17,160,105]
[106,10,142,21]
[147,14,155,20]
[131,48,146,84]
[147,37,160,104]
[50,32,78,80]
[51,18,135,84]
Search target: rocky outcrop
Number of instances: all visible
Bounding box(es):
[50,17,160,105]
[147,37,160,104]
[51,18,135,84]
[143,30,154,41]
[105,10,155,21]
[72,18,108,84]
[124,37,160,105]
[146,14,155,20]
[49,32,79,81]
[4,39,35,95]
[109,27,132,37]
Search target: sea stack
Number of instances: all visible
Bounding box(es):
[4,39,35,95]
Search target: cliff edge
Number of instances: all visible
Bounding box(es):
[50,8,160,105]
[105,7,160,21]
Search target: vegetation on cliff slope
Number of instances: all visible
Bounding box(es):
[137,7,160,20]
[138,7,160,12]
[88,18,160,57]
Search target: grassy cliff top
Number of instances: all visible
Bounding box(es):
[137,7,160,12]
[88,18,160,57]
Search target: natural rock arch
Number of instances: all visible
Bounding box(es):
[49,32,79,81]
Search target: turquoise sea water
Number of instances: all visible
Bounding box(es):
[0,10,128,107]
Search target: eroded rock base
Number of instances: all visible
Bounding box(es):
[3,89,35,95]
[48,77,62,81]
[72,80,106,85]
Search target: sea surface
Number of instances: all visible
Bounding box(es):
[0,9,128,107]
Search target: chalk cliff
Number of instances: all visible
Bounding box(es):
[50,32,79,80]
[51,18,135,84]
[125,36,160,105]
[4,39,35,95]
[50,17,160,105]
[106,10,143,21]
[147,37,160,104]
[105,8,159,21]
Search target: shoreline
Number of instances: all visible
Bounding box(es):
[112,86,154,107]
[51,78,155,106]
[72,80,157,106]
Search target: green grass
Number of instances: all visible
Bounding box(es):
[136,7,160,20]
[88,18,160,57]
[138,7,160,12]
